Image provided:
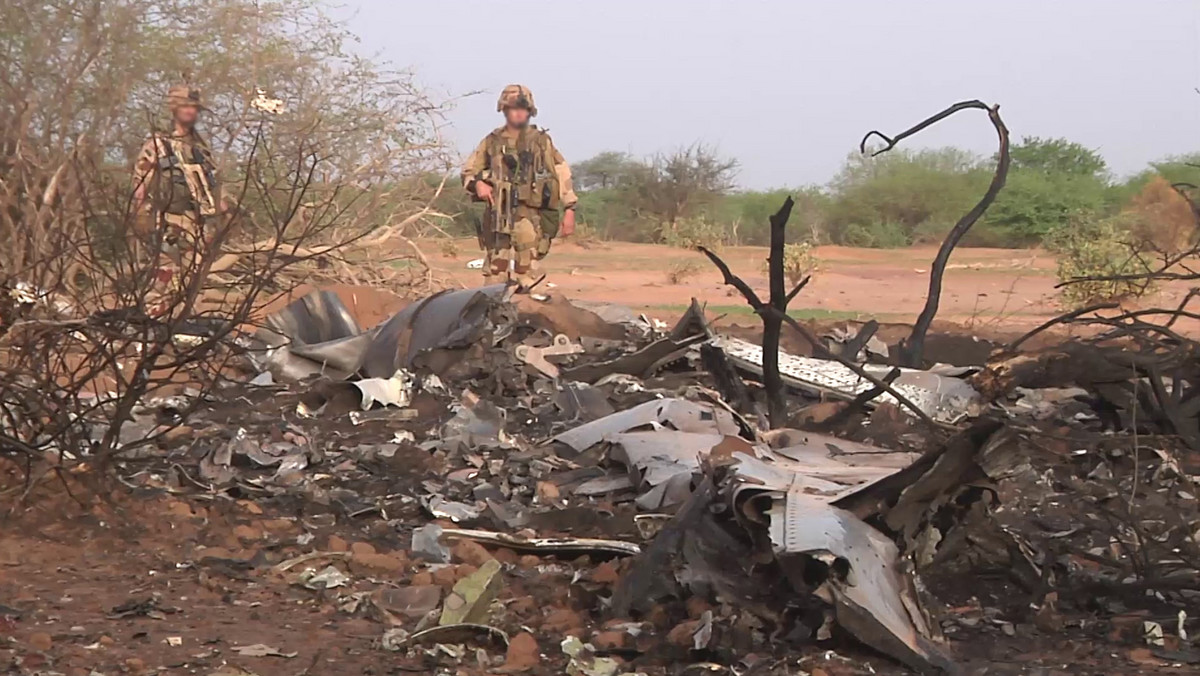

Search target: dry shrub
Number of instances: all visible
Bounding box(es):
[666,259,703,284]
[0,0,453,502]
[759,241,818,285]
[1045,216,1155,307]
[439,239,461,259]
[570,220,603,249]
[663,216,730,250]
[1123,177,1197,255]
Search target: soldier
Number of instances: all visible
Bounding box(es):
[461,84,576,289]
[132,84,220,290]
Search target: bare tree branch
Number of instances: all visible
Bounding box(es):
[862,100,1011,367]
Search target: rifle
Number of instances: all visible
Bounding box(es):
[169,138,217,217]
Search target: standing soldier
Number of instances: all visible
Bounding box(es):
[132,84,220,293]
[461,84,577,290]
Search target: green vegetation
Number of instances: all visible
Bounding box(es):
[441,136,1194,260]
[1044,215,1155,307]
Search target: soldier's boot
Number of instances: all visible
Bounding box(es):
[485,253,509,282]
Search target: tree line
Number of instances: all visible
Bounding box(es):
[437,137,1198,251]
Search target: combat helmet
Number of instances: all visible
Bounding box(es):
[496,84,536,116]
[166,84,207,112]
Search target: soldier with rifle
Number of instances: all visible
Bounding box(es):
[132,84,221,294]
[461,84,577,290]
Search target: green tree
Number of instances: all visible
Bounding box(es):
[574,151,640,191]
[1009,136,1109,179]
[824,147,988,247]
[985,137,1112,245]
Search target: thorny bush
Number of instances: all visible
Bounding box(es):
[0,0,455,510]
[1044,216,1157,307]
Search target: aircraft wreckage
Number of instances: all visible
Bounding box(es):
[240,284,1014,674]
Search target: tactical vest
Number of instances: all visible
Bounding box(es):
[153,134,215,215]
[485,127,561,214]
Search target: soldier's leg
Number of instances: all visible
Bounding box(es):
[510,217,539,289]
[486,234,512,281]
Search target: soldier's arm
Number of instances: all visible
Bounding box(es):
[550,145,578,209]
[132,138,159,212]
[461,137,490,193]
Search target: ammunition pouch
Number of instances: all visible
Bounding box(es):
[536,208,560,258]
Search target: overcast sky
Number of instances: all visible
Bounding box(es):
[341,0,1200,189]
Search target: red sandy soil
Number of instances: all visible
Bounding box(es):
[0,476,1183,676]
[416,239,1198,335]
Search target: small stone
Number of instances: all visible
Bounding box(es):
[503,632,540,671]
[411,571,433,586]
[350,541,376,557]
[431,565,458,588]
[590,561,619,585]
[667,619,700,647]
[535,481,560,501]
[164,500,193,517]
[541,608,583,634]
[99,635,115,646]
[161,425,194,445]
[493,548,518,565]
[327,535,348,552]
[591,630,628,650]
[454,563,479,580]
[647,603,671,629]
[452,540,494,567]
[685,596,712,619]
[237,500,264,515]
[124,656,146,673]
[233,525,260,541]
[352,551,405,574]
[28,632,52,651]
[517,555,541,568]
[811,669,829,676]
[261,518,296,534]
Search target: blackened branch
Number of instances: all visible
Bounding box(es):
[863,100,1010,367]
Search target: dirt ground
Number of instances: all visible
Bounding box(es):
[423,238,1197,335]
[2,242,1195,675]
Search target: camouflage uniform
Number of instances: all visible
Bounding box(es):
[461,85,577,286]
[132,85,218,288]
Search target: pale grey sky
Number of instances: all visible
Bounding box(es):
[341,0,1200,189]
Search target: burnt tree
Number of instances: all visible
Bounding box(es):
[699,200,937,429]
[860,100,1010,367]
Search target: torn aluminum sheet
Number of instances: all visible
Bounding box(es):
[606,431,753,510]
[552,398,742,453]
[560,334,706,384]
[259,285,509,382]
[303,370,415,415]
[608,426,965,672]
[440,394,510,452]
[717,336,980,424]
[411,524,451,563]
[364,285,509,378]
[441,528,641,557]
[762,489,951,673]
[824,323,889,361]
[605,429,919,508]
[424,496,481,523]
